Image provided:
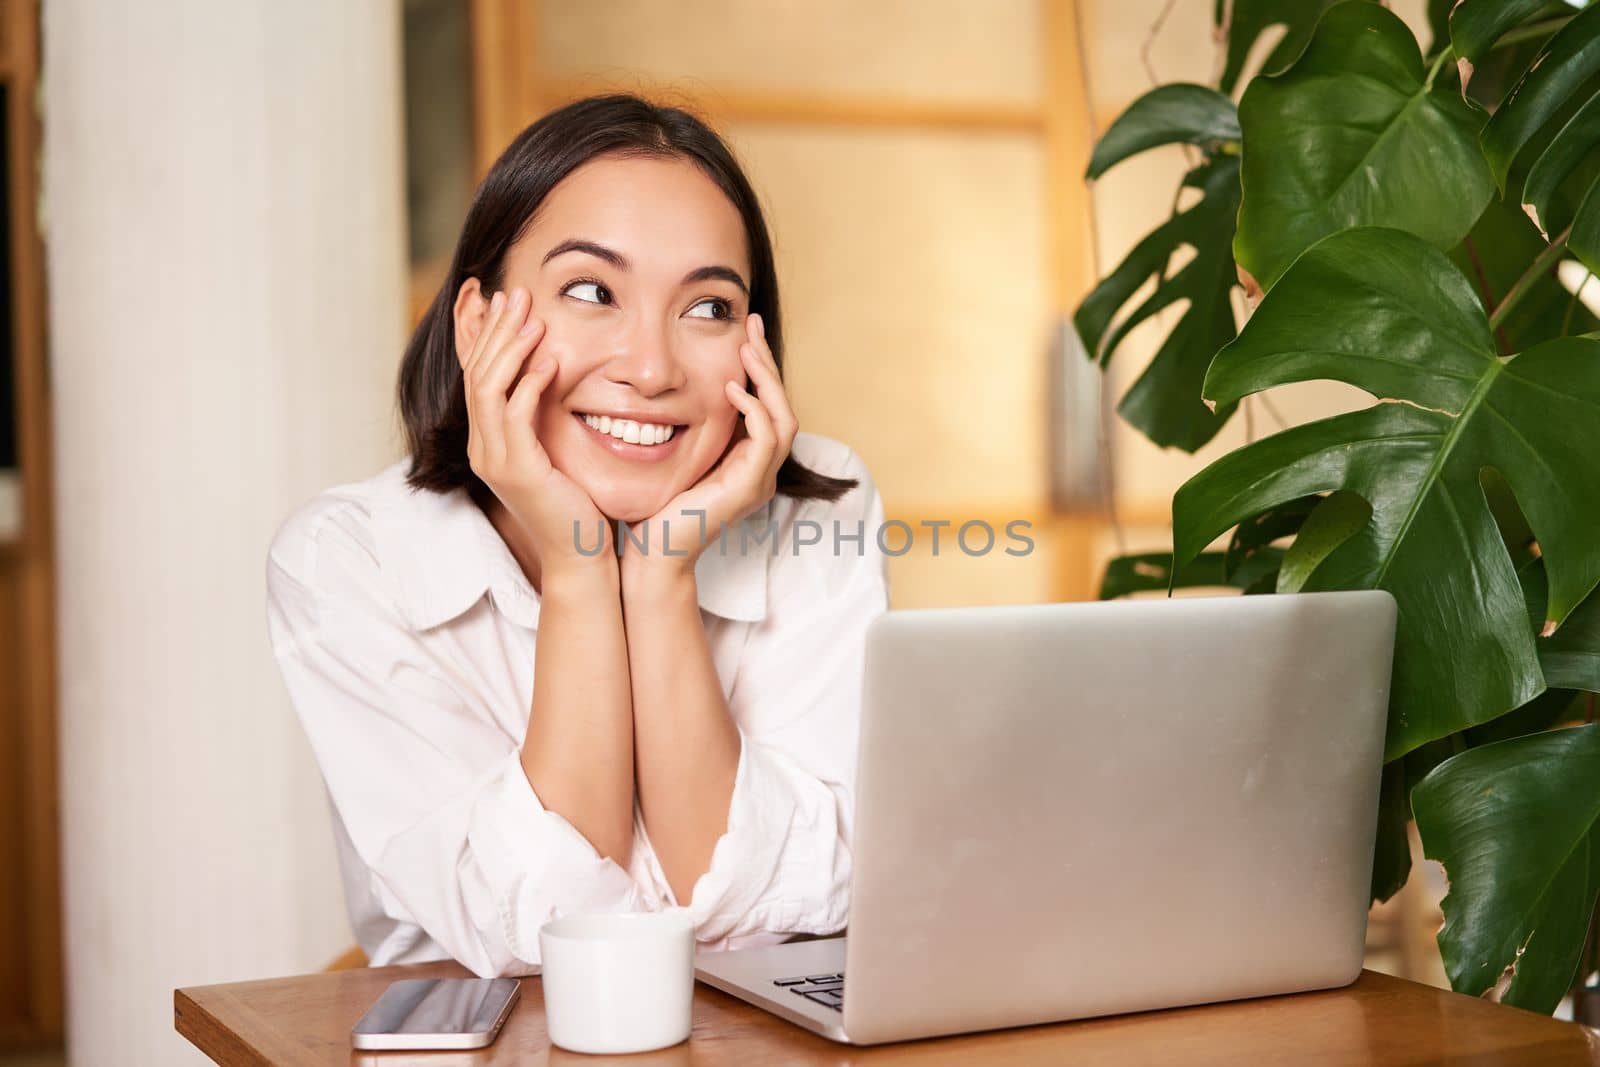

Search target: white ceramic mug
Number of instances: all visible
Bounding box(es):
[538,911,696,1055]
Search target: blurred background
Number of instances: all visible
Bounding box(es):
[0,0,1461,1063]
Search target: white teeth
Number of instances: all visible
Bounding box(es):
[581,413,677,446]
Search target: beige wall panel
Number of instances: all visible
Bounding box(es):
[725,123,1054,509]
[538,0,1042,105]
[1390,1,1435,48]
[887,522,1061,609]
[1080,0,1213,120]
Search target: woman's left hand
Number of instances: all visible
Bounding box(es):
[624,311,797,578]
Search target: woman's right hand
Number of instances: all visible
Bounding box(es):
[464,285,612,579]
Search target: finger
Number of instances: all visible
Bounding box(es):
[477,295,545,407]
[739,335,796,486]
[740,342,798,455]
[722,380,780,500]
[745,312,782,379]
[725,377,776,456]
[504,355,558,478]
[473,292,545,465]
[707,388,758,482]
[463,289,506,431]
[470,287,535,393]
[465,288,508,387]
[739,315,784,412]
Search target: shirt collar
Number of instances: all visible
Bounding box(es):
[370,460,769,631]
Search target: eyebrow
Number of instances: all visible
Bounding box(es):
[541,238,750,298]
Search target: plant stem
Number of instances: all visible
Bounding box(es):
[1488,227,1573,335]
[1425,46,1455,90]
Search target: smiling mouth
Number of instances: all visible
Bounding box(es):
[576,409,688,441]
[574,412,687,450]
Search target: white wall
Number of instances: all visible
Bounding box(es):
[42,1,407,1062]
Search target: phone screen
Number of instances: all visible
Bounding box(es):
[351,977,521,1050]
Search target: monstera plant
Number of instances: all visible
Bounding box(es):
[1081,0,1600,1013]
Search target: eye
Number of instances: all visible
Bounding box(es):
[561,278,613,306]
[686,297,734,321]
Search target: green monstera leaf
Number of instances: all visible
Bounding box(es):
[1171,227,1600,760]
[1098,547,1283,601]
[1233,2,1495,293]
[1449,0,1570,73]
[1443,1,1583,112]
[1412,724,1600,1013]
[1076,84,1243,451]
[1574,180,1600,276]
[1521,87,1600,239]
[1523,560,1600,693]
[1466,687,1585,747]
[1480,1,1600,189]
[1476,2,1600,274]
[1424,0,1452,54]
[1224,494,1319,581]
[1370,761,1413,904]
[1085,84,1240,179]
[1212,0,1345,96]
[1274,491,1371,595]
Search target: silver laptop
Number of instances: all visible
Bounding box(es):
[694,590,1398,1045]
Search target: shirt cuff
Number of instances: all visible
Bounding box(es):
[682,728,850,945]
[465,748,644,962]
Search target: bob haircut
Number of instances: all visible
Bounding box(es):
[398,92,857,509]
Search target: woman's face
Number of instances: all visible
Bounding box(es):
[457,153,753,524]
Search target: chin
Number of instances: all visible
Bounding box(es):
[587,484,670,526]
[600,503,656,525]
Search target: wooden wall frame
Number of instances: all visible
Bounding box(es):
[0,0,62,1046]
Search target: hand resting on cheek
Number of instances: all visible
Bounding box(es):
[457,283,616,583]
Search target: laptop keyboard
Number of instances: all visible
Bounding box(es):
[773,972,845,1012]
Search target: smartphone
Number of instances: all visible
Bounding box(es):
[350,977,521,1050]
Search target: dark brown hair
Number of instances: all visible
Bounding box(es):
[398,93,856,509]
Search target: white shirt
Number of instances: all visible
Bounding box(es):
[264,431,889,977]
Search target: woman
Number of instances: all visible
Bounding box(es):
[264,94,889,978]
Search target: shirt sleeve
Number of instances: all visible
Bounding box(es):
[264,502,647,977]
[678,443,891,949]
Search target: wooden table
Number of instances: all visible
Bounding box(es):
[175,961,1600,1065]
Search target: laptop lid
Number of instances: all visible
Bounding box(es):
[841,590,1397,1044]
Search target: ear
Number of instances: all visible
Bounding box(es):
[452,278,490,371]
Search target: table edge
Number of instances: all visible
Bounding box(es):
[175,986,272,1067]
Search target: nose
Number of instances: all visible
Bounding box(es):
[602,315,688,397]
